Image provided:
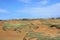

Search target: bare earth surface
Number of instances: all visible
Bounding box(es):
[0,19,60,40]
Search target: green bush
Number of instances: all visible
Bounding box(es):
[3,23,27,31]
[3,23,13,31]
[26,32,45,40]
[55,36,60,40]
[50,24,60,29]
[39,18,46,21]
[26,32,60,40]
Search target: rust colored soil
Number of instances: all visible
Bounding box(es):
[33,26,60,37]
[0,20,60,40]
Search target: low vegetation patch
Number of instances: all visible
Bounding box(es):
[30,23,39,30]
[25,32,60,40]
[3,23,13,31]
[50,24,60,29]
[3,23,28,32]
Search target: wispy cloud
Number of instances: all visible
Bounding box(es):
[39,0,48,5]
[0,9,9,13]
[16,3,60,18]
[18,0,49,5]
[18,0,31,3]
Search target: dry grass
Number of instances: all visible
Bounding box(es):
[0,19,60,40]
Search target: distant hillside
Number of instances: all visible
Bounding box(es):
[0,18,60,40]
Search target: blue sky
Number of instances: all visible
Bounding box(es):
[0,0,60,20]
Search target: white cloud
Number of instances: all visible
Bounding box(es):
[18,0,31,3]
[18,0,48,5]
[39,0,48,5]
[0,9,9,13]
[16,3,60,18]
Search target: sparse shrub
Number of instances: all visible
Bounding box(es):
[3,23,27,32]
[26,32,45,40]
[54,36,60,40]
[26,32,58,40]
[39,18,46,21]
[3,23,13,31]
[56,17,60,19]
[0,20,2,21]
[50,24,60,29]
[21,18,29,20]
[29,37,38,40]
[51,18,55,19]
[42,22,60,29]
[30,23,39,30]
